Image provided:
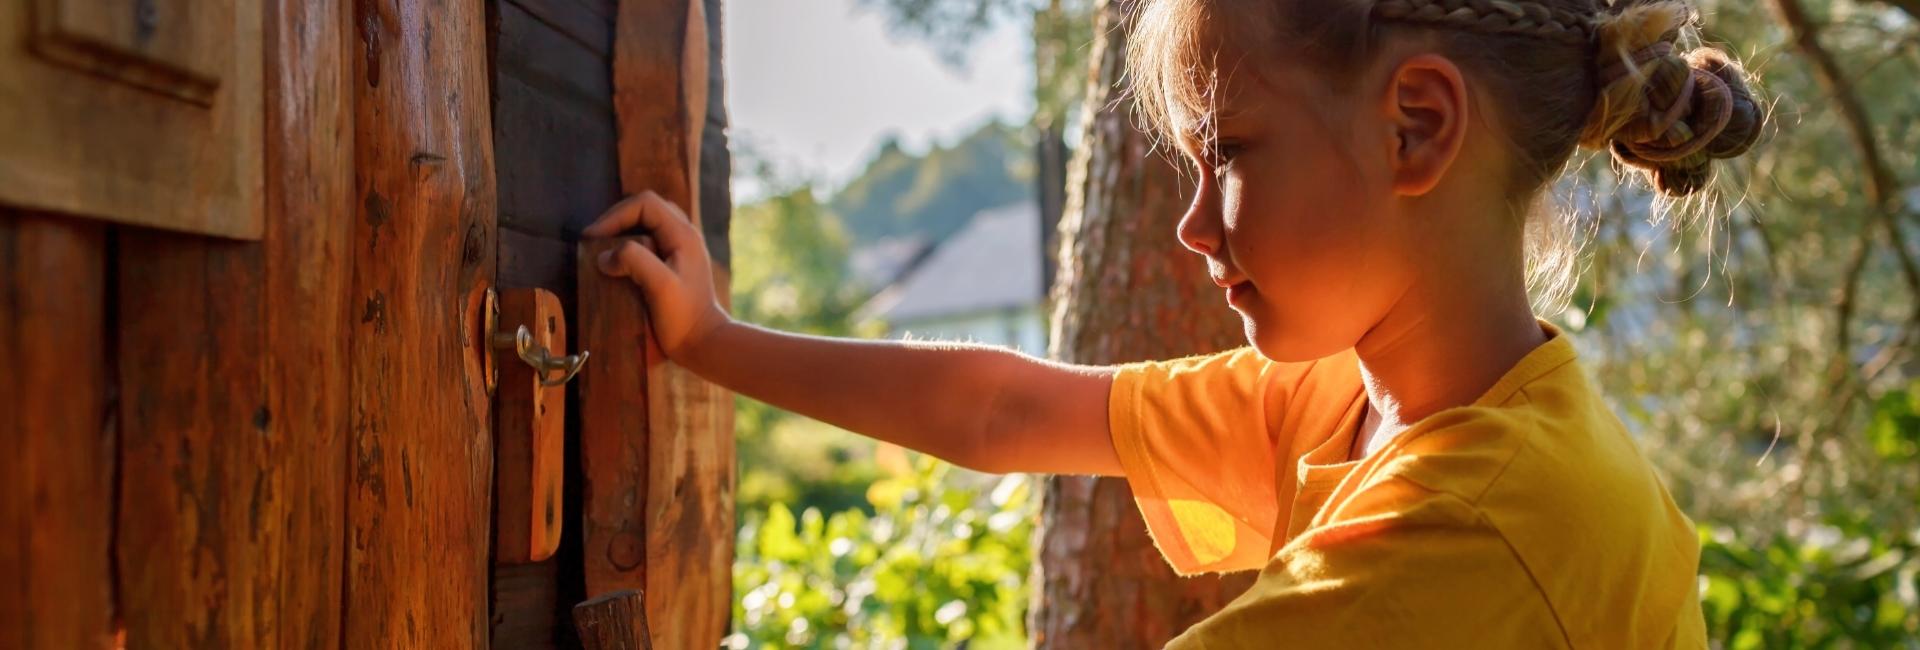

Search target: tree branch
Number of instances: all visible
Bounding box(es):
[1773,0,1920,430]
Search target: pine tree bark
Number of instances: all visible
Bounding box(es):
[1033,0,1254,646]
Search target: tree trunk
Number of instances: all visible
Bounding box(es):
[1033,0,1254,647]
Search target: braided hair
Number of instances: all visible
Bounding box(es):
[1367,0,1763,196]
[1129,0,1764,198]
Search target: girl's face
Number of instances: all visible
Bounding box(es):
[1172,60,1420,362]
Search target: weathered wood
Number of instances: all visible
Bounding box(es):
[494,1,622,241]
[112,0,354,646]
[697,0,732,269]
[610,0,735,645]
[0,213,111,650]
[497,288,572,564]
[346,0,499,644]
[500,228,580,305]
[577,236,655,600]
[1034,0,1253,646]
[572,590,653,650]
[509,0,615,56]
[0,0,262,238]
[493,560,565,650]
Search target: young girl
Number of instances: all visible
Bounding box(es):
[586,0,1761,645]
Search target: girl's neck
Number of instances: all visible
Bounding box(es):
[1349,264,1546,458]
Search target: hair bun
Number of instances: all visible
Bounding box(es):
[1579,1,1763,197]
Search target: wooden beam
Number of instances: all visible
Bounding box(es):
[0,213,111,650]
[577,236,656,600]
[346,0,499,644]
[573,590,654,650]
[602,0,735,645]
[112,0,354,646]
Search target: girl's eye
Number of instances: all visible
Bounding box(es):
[1210,142,1245,173]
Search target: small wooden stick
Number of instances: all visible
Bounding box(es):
[572,589,653,650]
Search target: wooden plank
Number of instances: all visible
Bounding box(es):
[495,1,621,241]
[0,212,112,650]
[697,0,732,269]
[492,560,564,650]
[500,228,579,302]
[609,1,734,645]
[346,0,499,645]
[496,288,571,564]
[577,236,655,603]
[113,0,354,646]
[494,74,622,240]
[508,0,615,56]
[572,589,653,650]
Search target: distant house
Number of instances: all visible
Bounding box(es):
[857,203,1048,353]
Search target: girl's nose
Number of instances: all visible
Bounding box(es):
[1177,174,1224,256]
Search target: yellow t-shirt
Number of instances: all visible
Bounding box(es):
[1107,323,1707,648]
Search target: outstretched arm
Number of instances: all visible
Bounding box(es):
[585,192,1122,476]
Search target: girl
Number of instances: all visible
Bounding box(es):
[586,0,1762,645]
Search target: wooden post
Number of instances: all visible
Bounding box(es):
[345,0,498,644]
[0,214,111,650]
[579,236,657,596]
[572,590,655,650]
[578,0,736,646]
[112,0,354,646]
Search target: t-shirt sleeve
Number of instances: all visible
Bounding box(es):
[1170,482,1567,649]
[1106,348,1305,574]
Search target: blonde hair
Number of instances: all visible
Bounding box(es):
[1128,0,1764,301]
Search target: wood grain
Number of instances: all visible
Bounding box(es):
[496,288,571,564]
[577,236,656,602]
[573,589,653,650]
[0,0,262,238]
[493,560,565,650]
[112,0,355,646]
[494,0,621,241]
[0,213,112,650]
[346,0,499,645]
[609,0,734,645]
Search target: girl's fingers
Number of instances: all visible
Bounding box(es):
[582,192,704,259]
[600,239,678,294]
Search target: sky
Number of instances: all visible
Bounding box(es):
[726,0,1033,197]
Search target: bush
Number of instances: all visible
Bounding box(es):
[730,457,1035,649]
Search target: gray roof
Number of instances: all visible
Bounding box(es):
[858,203,1043,323]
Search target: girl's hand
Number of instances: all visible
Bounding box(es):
[583,191,730,360]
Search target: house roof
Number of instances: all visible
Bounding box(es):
[857,203,1043,324]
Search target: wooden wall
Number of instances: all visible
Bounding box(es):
[2,1,356,647]
[486,0,732,646]
[0,0,730,647]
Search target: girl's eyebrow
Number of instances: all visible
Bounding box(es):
[1176,113,1218,156]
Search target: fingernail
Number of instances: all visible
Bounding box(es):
[597,250,615,269]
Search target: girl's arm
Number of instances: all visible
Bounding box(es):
[585,192,1122,476]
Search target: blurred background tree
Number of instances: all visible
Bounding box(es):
[727,0,1920,647]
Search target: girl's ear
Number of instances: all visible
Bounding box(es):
[1382,53,1469,197]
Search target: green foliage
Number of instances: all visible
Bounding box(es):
[830,120,1034,248]
[1868,381,1920,463]
[729,170,892,519]
[730,458,1036,649]
[1699,517,1920,648]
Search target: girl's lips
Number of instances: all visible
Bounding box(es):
[1226,281,1255,306]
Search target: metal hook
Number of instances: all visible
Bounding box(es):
[492,325,590,387]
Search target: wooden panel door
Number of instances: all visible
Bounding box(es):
[0,0,263,238]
